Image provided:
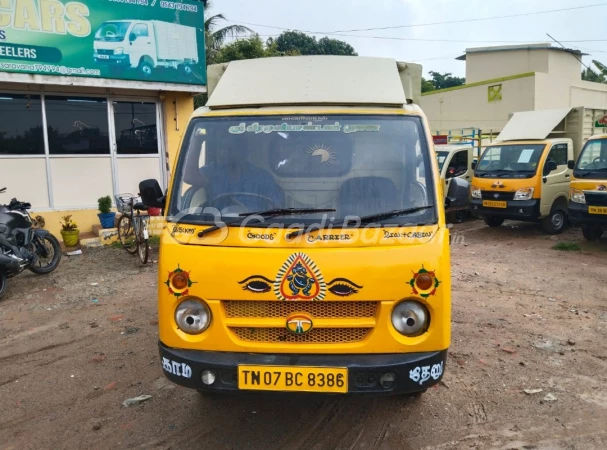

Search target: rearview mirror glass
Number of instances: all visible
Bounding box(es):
[567,160,575,170]
[446,177,469,210]
[543,160,558,176]
[139,179,165,209]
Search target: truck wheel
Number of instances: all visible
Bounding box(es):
[581,224,604,241]
[541,206,567,234]
[139,61,153,77]
[484,216,504,227]
[0,270,6,299]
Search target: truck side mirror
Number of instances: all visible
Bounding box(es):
[445,177,469,210]
[543,160,558,176]
[567,160,575,170]
[471,161,477,170]
[139,179,165,209]
[129,33,136,43]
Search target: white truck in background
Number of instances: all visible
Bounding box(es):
[94,20,199,77]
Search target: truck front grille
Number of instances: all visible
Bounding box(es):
[223,301,377,319]
[230,327,371,344]
[481,191,515,201]
[223,300,378,344]
[585,192,607,206]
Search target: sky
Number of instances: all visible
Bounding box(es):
[211,0,607,78]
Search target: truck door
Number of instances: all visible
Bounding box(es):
[540,143,570,215]
[128,23,154,72]
[444,148,471,198]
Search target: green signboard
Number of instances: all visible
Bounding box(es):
[0,0,206,86]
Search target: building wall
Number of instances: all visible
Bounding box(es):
[533,72,572,110]
[570,80,607,109]
[0,84,195,239]
[420,74,536,132]
[548,51,583,82]
[466,49,549,83]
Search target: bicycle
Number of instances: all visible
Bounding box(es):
[116,194,150,265]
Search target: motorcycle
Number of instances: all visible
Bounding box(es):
[0,187,62,299]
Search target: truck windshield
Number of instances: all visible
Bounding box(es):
[436,151,449,171]
[95,22,130,42]
[475,144,545,178]
[574,138,607,177]
[169,114,437,228]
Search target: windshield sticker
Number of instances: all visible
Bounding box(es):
[307,145,338,165]
[517,149,535,163]
[228,122,381,135]
[274,252,326,301]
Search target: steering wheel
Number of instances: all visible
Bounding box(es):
[206,192,276,210]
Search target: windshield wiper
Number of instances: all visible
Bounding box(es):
[476,169,513,178]
[197,208,335,238]
[285,205,434,240]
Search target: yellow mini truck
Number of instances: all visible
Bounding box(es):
[569,134,607,240]
[139,56,468,396]
[471,108,588,234]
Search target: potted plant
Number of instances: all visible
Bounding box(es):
[60,215,79,247]
[97,195,116,229]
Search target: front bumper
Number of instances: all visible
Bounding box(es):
[159,341,447,395]
[568,202,607,226]
[471,198,540,221]
[94,54,130,66]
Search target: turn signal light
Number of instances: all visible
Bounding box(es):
[171,272,189,290]
[415,273,434,291]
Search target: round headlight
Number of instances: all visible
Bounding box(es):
[391,301,429,336]
[175,298,211,334]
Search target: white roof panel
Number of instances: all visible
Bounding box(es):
[497,108,572,141]
[206,56,407,109]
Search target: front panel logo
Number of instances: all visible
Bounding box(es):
[274,252,326,301]
[597,185,607,191]
[286,313,314,335]
[491,181,505,188]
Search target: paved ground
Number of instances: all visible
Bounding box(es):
[1,219,606,450]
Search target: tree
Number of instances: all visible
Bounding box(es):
[421,78,435,93]
[582,60,607,83]
[428,71,465,90]
[204,0,253,64]
[214,35,272,64]
[272,31,357,56]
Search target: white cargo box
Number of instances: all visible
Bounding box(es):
[152,21,198,62]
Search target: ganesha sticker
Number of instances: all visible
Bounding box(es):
[165,265,196,298]
[274,252,326,301]
[409,266,441,298]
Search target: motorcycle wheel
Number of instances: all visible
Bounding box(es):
[29,234,62,275]
[0,270,6,299]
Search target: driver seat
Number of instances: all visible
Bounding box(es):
[338,177,398,218]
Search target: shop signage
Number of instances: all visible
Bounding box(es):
[0,0,206,85]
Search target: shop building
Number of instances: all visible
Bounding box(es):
[0,0,206,238]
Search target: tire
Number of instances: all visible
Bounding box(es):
[118,215,138,254]
[29,234,62,275]
[484,216,505,227]
[541,206,567,235]
[0,270,6,299]
[448,210,467,224]
[137,225,149,265]
[581,224,604,241]
[139,61,153,77]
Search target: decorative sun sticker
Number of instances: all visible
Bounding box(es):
[409,266,440,298]
[274,253,326,301]
[165,265,196,298]
[307,144,337,165]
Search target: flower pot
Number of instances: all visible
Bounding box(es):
[61,230,80,247]
[148,207,161,216]
[98,212,116,229]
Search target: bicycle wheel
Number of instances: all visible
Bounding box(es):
[137,221,149,265]
[117,215,137,254]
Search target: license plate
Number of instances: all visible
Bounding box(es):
[97,54,109,59]
[483,200,507,208]
[589,206,607,215]
[238,365,348,393]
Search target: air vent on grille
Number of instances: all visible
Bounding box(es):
[230,327,371,343]
[223,301,377,319]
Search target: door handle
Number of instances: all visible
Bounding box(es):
[465,175,470,179]
[565,174,570,178]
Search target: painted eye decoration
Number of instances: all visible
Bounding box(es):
[327,278,363,297]
[238,275,273,293]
